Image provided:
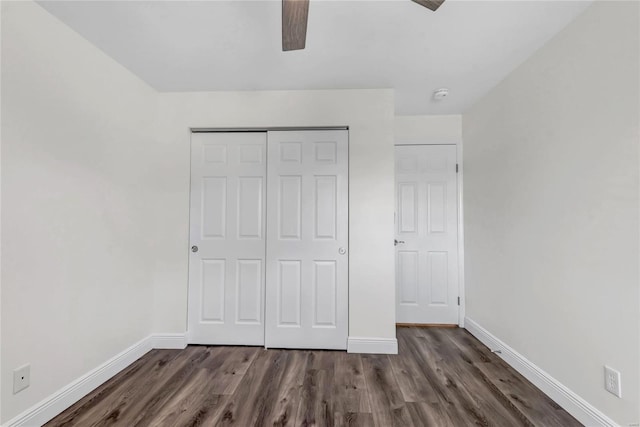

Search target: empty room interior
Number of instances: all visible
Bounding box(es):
[1,0,639,426]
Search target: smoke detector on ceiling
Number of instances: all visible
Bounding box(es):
[433,88,449,101]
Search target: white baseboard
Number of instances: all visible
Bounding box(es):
[347,336,398,354]
[152,333,187,349]
[2,332,188,427]
[464,318,619,427]
[3,336,154,427]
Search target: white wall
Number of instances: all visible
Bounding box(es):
[395,115,462,144]
[463,2,639,425]
[153,90,397,342]
[1,2,158,423]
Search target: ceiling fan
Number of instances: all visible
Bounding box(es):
[282,0,446,51]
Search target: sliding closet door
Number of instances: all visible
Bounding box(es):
[188,132,266,345]
[265,130,349,349]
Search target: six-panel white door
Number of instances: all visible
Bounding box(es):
[395,145,459,324]
[265,130,349,349]
[188,132,266,345]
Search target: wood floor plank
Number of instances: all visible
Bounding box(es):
[270,350,309,426]
[402,327,512,426]
[202,346,261,395]
[124,346,230,427]
[46,349,183,427]
[294,366,319,426]
[390,332,440,404]
[361,354,412,427]
[48,328,582,427]
[444,327,495,363]
[395,327,458,405]
[147,348,251,426]
[474,360,582,427]
[295,351,336,427]
[443,330,581,427]
[148,368,228,426]
[97,347,211,426]
[48,352,186,426]
[420,327,534,426]
[390,330,465,427]
[335,411,374,427]
[333,351,369,421]
[126,346,223,426]
[213,349,289,426]
[394,327,470,426]
[405,401,453,427]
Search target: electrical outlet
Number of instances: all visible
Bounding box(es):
[13,364,30,394]
[604,365,622,398]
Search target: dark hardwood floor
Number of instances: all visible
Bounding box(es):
[47,327,581,426]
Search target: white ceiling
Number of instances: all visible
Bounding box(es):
[38,0,592,114]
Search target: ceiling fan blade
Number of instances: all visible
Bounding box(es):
[282,0,309,51]
[411,0,446,12]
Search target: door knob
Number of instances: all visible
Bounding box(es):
[394,239,405,246]
[191,245,199,253]
[339,247,346,255]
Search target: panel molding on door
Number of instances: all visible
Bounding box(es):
[395,145,459,324]
[266,130,349,350]
[188,132,266,345]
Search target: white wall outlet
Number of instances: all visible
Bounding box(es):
[13,364,30,394]
[604,365,622,398]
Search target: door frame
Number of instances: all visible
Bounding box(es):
[394,139,465,328]
[187,126,351,345]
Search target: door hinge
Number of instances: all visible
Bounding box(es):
[456,163,459,173]
[457,297,461,306]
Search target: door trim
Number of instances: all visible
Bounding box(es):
[456,140,465,327]
[394,139,465,328]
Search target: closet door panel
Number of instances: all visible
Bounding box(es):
[188,132,266,345]
[265,130,349,350]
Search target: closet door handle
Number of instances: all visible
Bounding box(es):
[191,245,199,253]
[339,247,346,255]
[394,239,405,246]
